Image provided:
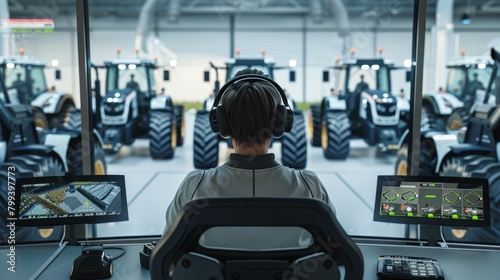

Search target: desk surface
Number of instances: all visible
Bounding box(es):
[2,241,500,279]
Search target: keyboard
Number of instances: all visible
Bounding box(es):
[377,255,444,279]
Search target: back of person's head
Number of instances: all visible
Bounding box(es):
[220,68,283,146]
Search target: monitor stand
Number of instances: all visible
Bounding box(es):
[425,225,441,247]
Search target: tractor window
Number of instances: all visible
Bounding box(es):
[348,66,376,93]
[466,67,493,94]
[107,65,149,94]
[5,66,27,90]
[29,66,47,96]
[377,65,390,92]
[446,68,465,96]
[227,65,272,80]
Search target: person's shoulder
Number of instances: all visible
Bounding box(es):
[298,169,321,179]
[184,170,204,180]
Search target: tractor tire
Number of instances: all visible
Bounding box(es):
[174,105,185,147]
[440,155,500,243]
[0,155,65,244]
[394,137,437,176]
[281,112,307,169]
[310,105,322,147]
[64,108,82,131]
[322,112,350,159]
[50,102,75,129]
[32,107,50,130]
[67,135,108,175]
[447,108,468,130]
[421,104,446,131]
[149,110,175,159]
[394,144,409,175]
[193,112,219,169]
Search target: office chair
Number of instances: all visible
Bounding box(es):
[150,197,364,280]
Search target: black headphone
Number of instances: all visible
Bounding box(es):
[209,74,293,139]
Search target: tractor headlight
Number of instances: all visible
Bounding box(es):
[388,105,397,113]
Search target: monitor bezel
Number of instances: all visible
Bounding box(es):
[373,175,491,227]
[14,175,129,227]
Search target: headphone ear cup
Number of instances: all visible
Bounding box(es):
[209,108,219,133]
[272,105,287,138]
[216,106,231,139]
[285,108,293,133]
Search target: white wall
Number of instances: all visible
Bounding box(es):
[10,11,500,105]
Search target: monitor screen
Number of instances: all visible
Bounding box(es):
[373,176,490,227]
[14,175,128,227]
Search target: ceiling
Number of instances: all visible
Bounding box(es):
[6,0,500,19]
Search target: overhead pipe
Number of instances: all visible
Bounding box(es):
[135,0,165,55]
[168,0,180,23]
[326,0,351,56]
[310,0,323,23]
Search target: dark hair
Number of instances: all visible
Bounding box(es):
[220,68,282,146]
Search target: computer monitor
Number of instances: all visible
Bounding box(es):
[14,175,128,227]
[373,175,490,227]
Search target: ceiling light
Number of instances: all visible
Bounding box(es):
[460,12,471,24]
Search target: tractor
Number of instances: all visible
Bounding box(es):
[0,52,76,129]
[421,53,495,131]
[194,53,307,169]
[65,55,184,159]
[310,55,408,159]
[395,48,500,244]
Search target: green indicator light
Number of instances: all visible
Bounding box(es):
[427,214,434,218]
[452,214,459,219]
[425,194,437,199]
[389,212,395,216]
[429,184,436,187]
[472,216,479,220]
[407,213,413,217]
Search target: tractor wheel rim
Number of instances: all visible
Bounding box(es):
[321,123,328,150]
[94,160,106,175]
[397,161,408,175]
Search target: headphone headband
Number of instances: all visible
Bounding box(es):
[210,74,290,111]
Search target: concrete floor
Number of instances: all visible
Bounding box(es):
[96,109,406,239]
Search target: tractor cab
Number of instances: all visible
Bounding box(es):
[0,54,75,129]
[334,58,399,123]
[225,56,275,81]
[446,56,495,109]
[103,58,160,123]
[0,56,48,104]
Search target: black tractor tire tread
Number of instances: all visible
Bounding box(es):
[193,113,219,169]
[64,108,82,131]
[67,136,108,175]
[174,105,185,146]
[323,112,350,159]
[310,105,322,147]
[149,111,175,159]
[281,112,307,169]
[440,155,500,243]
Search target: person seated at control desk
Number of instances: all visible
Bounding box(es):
[126,74,140,93]
[163,68,335,249]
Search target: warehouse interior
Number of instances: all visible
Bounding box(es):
[1,0,500,279]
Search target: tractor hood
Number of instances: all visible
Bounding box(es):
[364,89,397,105]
